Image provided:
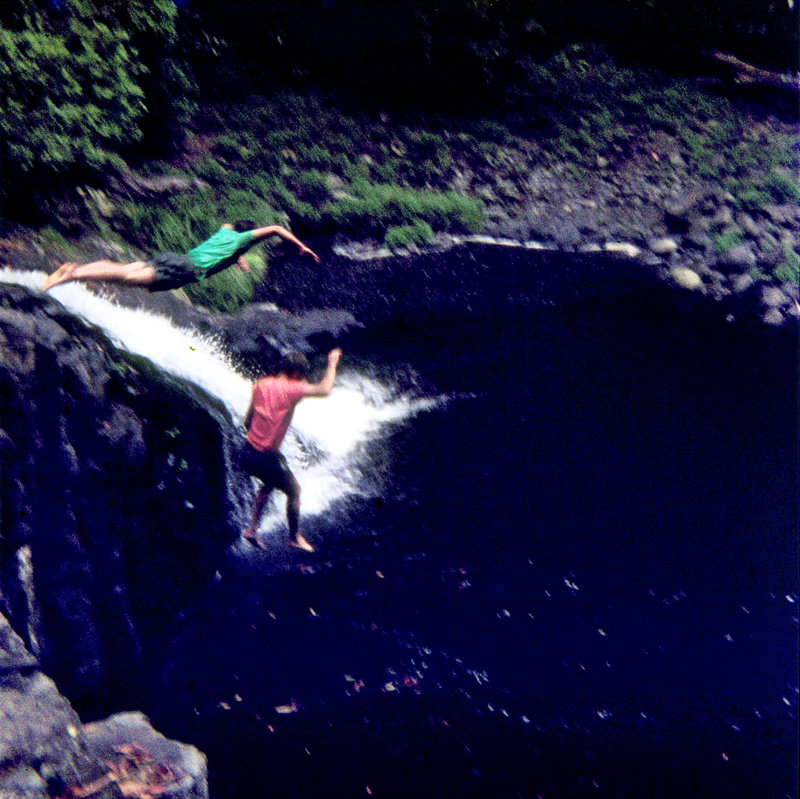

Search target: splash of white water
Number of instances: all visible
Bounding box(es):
[0,268,439,532]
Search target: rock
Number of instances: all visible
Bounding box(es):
[761,286,790,309]
[604,242,641,258]
[0,612,38,673]
[664,188,707,232]
[712,206,734,227]
[0,613,208,799]
[732,274,756,294]
[684,219,712,251]
[550,221,582,249]
[668,152,686,168]
[718,244,756,271]
[670,266,704,291]
[83,712,208,799]
[757,245,786,269]
[0,284,240,709]
[648,237,679,255]
[764,203,800,226]
[782,281,799,302]
[739,213,761,238]
[763,308,784,326]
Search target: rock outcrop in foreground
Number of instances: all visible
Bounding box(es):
[1,613,207,799]
[0,282,242,712]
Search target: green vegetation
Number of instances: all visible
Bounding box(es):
[184,251,267,313]
[385,221,436,250]
[0,0,192,208]
[775,242,800,285]
[1,1,798,307]
[0,6,145,189]
[713,228,744,255]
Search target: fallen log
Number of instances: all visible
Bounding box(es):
[703,49,800,91]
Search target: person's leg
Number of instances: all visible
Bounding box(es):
[42,259,155,291]
[285,477,313,552]
[243,484,273,546]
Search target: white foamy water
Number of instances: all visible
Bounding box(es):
[1,268,440,532]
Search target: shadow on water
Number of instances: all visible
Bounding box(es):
[149,253,798,799]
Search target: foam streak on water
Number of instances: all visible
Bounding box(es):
[1,269,439,525]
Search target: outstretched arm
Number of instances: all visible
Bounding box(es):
[303,349,342,397]
[250,225,320,263]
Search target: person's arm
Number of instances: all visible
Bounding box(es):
[237,255,251,273]
[250,225,320,263]
[303,349,342,397]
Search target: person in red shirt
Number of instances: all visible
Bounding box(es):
[241,347,342,552]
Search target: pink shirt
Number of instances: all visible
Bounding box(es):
[246,376,312,451]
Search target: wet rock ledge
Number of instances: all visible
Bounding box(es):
[1,613,207,799]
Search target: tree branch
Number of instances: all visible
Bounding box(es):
[703,49,800,91]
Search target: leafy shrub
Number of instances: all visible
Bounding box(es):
[184,250,267,313]
[114,188,280,255]
[0,0,193,210]
[385,221,435,249]
[0,11,145,186]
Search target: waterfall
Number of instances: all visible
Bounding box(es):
[0,269,439,534]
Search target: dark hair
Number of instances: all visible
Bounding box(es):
[278,350,309,379]
[233,220,255,233]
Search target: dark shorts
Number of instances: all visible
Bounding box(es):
[240,441,296,493]
[147,253,198,292]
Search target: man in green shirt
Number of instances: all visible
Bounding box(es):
[42,221,319,291]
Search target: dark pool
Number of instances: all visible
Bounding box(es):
[148,255,798,799]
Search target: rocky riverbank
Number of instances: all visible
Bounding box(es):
[330,169,799,328]
[1,612,208,799]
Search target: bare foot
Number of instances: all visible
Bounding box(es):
[243,533,267,550]
[42,262,76,291]
[289,534,314,553]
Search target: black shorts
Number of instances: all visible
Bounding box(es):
[147,253,199,292]
[240,441,296,493]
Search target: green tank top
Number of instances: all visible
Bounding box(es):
[187,227,255,280]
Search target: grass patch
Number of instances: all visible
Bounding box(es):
[775,242,800,285]
[713,228,744,254]
[322,180,483,238]
[184,250,268,313]
[385,220,435,250]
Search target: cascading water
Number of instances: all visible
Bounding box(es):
[0,268,440,537]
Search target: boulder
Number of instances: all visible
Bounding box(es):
[732,274,756,294]
[761,286,790,309]
[670,266,704,291]
[664,187,707,232]
[604,242,641,258]
[0,283,241,711]
[648,237,679,255]
[717,244,757,271]
[763,308,784,326]
[684,220,713,251]
[1,613,208,799]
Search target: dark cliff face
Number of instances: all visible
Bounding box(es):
[0,284,241,714]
